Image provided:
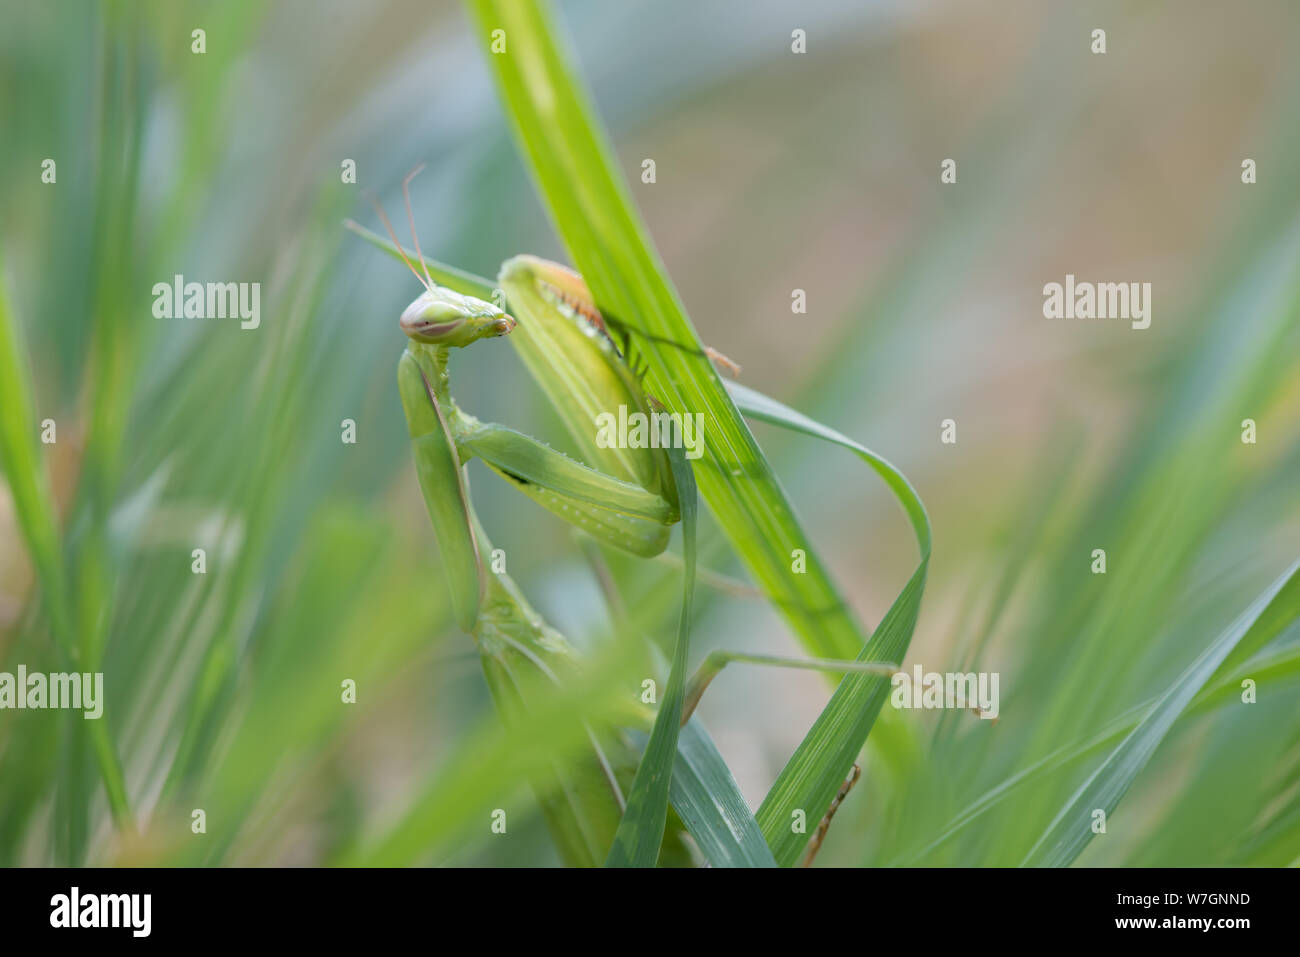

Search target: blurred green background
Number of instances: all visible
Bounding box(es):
[1,0,1298,866]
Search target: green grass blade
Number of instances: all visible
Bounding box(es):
[374,3,936,865]
[464,0,869,663]
[605,445,697,866]
[725,381,932,866]
[1022,556,1300,866]
[338,629,646,867]
[902,642,1300,864]
[671,719,777,867]
[0,257,131,833]
[0,256,73,648]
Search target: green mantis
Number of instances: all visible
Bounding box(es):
[374,172,694,865]
[360,173,909,866]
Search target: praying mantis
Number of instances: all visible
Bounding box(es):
[356,170,903,867]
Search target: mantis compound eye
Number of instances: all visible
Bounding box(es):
[400,288,516,347]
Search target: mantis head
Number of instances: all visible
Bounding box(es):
[400,287,515,347]
[373,164,516,348]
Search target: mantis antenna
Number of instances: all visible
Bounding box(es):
[368,192,429,292]
[401,164,437,290]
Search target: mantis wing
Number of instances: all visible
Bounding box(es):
[497,256,677,508]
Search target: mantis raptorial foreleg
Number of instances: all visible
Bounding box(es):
[378,175,697,866]
[455,416,678,557]
[397,350,484,631]
[460,420,676,523]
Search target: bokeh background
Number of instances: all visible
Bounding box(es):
[1,0,1298,866]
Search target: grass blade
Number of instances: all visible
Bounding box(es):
[726,381,932,866]
[605,445,696,866]
[0,255,73,647]
[903,641,1300,864]
[337,634,643,867]
[0,258,131,835]
[1022,556,1300,866]
[464,0,870,663]
[671,718,777,867]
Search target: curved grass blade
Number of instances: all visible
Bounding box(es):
[605,444,696,866]
[725,381,932,866]
[671,718,777,868]
[1022,556,1300,866]
[464,0,870,663]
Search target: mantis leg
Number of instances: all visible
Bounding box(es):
[454,417,678,558]
[400,354,635,865]
[397,351,484,632]
[469,522,628,867]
